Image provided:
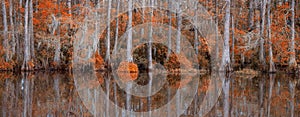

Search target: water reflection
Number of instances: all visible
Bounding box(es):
[0,72,299,116]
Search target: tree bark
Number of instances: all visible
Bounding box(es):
[127,0,133,62]
[259,0,267,68]
[148,0,154,70]
[221,0,231,71]
[194,2,199,55]
[267,0,276,72]
[29,0,34,59]
[22,0,32,71]
[289,0,297,69]
[2,0,9,62]
[113,0,120,55]
[214,0,219,69]
[9,0,15,60]
[175,1,181,54]
[16,0,22,63]
[67,0,71,15]
[231,15,235,66]
[105,0,111,62]
[167,0,172,57]
[248,0,254,30]
[94,0,100,54]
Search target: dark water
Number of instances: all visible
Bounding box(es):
[0,71,299,117]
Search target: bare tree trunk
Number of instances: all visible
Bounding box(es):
[248,0,254,30]
[215,0,219,69]
[22,0,32,71]
[259,0,267,68]
[267,0,276,72]
[194,2,199,55]
[50,14,60,65]
[105,0,112,62]
[9,0,15,60]
[1,0,9,62]
[255,0,260,30]
[167,0,172,57]
[148,0,154,70]
[54,1,61,65]
[67,0,71,15]
[127,0,133,62]
[221,0,231,71]
[289,0,297,69]
[16,0,22,63]
[113,0,120,55]
[175,1,181,54]
[94,0,100,54]
[29,0,34,59]
[231,15,235,67]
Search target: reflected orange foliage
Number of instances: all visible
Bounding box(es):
[117,61,139,82]
[170,77,192,89]
[117,72,138,82]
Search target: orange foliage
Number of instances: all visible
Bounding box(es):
[117,61,139,73]
[93,52,105,70]
[0,46,14,70]
[117,61,138,82]
[164,54,193,71]
[96,72,104,85]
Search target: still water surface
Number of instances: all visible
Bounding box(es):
[0,72,299,117]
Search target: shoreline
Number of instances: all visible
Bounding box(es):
[0,68,298,75]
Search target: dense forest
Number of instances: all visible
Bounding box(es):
[0,0,299,72]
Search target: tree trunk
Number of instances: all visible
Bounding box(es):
[214,0,219,69]
[148,0,154,70]
[22,0,32,71]
[29,0,34,59]
[16,0,22,63]
[127,0,133,62]
[259,0,267,68]
[289,0,297,69]
[2,0,9,62]
[50,14,60,65]
[221,0,231,71]
[254,0,260,30]
[167,0,172,58]
[113,0,120,55]
[105,0,111,62]
[248,0,254,30]
[231,15,235,67]
[9,0,15,60]
[67,0,71,15]
[194,2,199,55]
[175,1,181,54]
[94,0,100,54]
[267,0,276,72]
